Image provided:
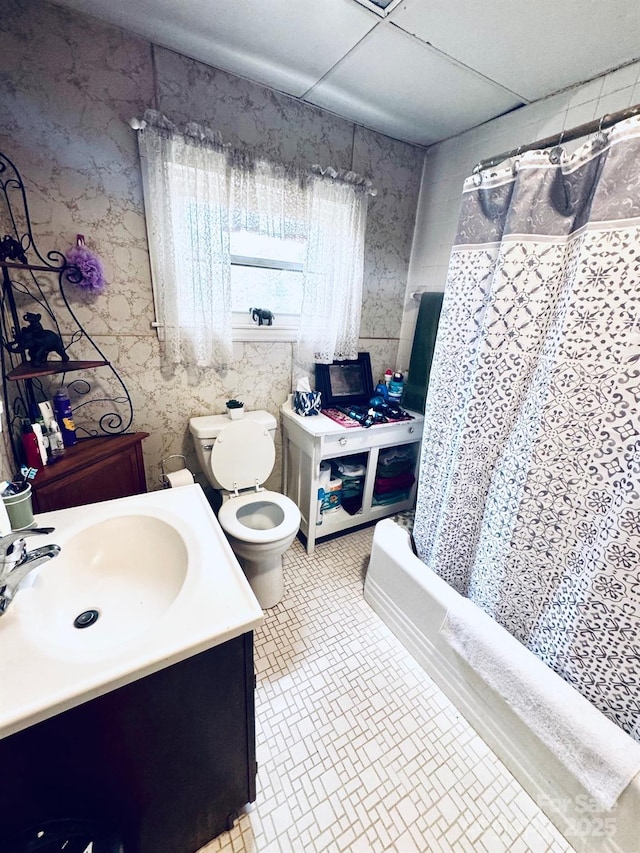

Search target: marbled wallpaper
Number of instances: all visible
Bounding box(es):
[0,0,424,493]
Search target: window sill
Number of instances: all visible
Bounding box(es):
[232,323,298,343]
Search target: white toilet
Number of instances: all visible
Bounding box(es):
[189,410,300,608]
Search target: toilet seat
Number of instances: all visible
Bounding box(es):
[218,490,300,544]
[209,420,275,492]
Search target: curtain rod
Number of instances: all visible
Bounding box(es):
[474,101,640,174]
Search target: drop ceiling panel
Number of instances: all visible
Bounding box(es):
[391,0,640,101]
[50,0,379,97]
[47,0,640,145]
[305,25,522,146]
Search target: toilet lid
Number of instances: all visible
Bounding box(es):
[209,419,275,491]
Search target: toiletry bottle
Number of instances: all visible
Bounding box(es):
[38,400,55,430]
[31,422,48,466]
[388,371,404,402]
[374,380,389,401]
[53,387,77,447]
[21,420,42,471]
[48,419,66,461]
[316,487,325,526]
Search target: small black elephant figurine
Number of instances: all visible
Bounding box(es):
[0,236,28,265]
[250,307,275,326]
[6,312,69,367]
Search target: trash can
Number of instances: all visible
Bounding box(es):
[7,818,124,853]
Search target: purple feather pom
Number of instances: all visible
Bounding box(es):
[66,244,107,294]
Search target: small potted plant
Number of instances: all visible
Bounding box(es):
[225,398,244,420]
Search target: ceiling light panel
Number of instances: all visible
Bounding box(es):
[352,0,404,17]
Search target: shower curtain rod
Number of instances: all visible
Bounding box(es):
[474,101,640,173]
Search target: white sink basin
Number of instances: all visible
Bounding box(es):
[19,515,189,657]
[0,485,264,739]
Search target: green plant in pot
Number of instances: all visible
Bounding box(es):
[225,398,244,420]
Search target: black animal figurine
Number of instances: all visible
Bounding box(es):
[250,307,275,326]
[6,312,69,367]
[0,236,28,265]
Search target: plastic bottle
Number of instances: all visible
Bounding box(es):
[388,371,404,402]
[374,381,389,401]
[316,487,325,526]
[28,403,48,465]
[48,419,66,461]
[38,400,55,429]
[53,387,77,447]
[21,420,42,471]
[32,422,48,466]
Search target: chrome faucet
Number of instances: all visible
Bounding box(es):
[0,528,61,615]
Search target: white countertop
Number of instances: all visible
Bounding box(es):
[0,484,264,739]
[281,397,424,437]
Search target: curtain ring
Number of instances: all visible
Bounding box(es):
[472,163,483,186]
[511,147,522,177]
[548,146,563,165]
[593,114,609,149]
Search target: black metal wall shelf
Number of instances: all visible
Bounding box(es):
[0,150,134,471]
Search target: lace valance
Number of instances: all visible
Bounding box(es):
[131,110,377,195]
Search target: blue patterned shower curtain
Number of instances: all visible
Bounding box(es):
[413,117,640,741]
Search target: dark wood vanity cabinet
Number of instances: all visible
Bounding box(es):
[0,633,257,853]
[31,432,149,513]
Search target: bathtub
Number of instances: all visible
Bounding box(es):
[364,519,640,853]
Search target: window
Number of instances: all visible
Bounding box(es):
[136,111,371,376]
[230,231,306,341]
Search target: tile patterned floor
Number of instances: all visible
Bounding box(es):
[201,526,574,853]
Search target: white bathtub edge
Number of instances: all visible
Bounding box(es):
[364,519,640,853]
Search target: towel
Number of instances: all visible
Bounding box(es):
[342,495,363,515]
[332,459,366,477]
[402,291,443,414]
[374,471,415,495]
[372,490,412,506]
[338,475,364,499]
[377,458,415,478]
[441,597,640,810]
[378,446,414,465]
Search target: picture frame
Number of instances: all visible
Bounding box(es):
[315,352,374,408]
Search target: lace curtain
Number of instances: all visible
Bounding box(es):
[135,111,373,378]
[298,171,370,364]
[228,156,308,241]
[137,117,232,379]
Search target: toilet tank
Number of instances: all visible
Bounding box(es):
[189,410,277,442]
[189,410,278,489]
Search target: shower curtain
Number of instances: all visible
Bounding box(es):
[413,116,640,741]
